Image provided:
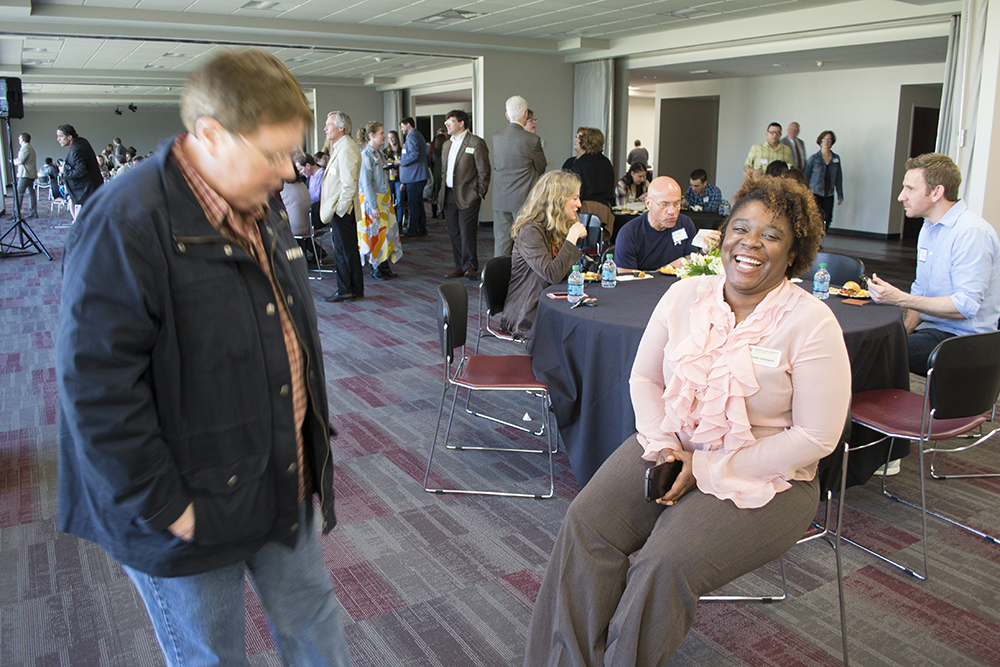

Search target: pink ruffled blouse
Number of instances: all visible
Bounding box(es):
[630,275,851,508]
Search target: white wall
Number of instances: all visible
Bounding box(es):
[654,62,946,235]
[479,50,576,217]
[626,94,655,168]
[12,107,185,169]
[313,84,384,150]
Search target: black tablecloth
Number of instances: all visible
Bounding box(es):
[532,276,909,487]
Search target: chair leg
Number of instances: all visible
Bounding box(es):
[424,386,555,499]
[700,555,787,603]
[461,389,549,438]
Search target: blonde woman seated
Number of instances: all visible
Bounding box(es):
[500,170,588,341]
[523,176,851,666]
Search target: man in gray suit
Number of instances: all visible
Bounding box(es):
[781,121,807,170]
[491,95,546,256]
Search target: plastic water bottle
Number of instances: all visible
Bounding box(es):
[601,254,617,289]
[568,264,584,304]
[813,262,830,300]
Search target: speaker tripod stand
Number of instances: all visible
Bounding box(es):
[1,117,51,260]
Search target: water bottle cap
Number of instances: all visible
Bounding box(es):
[819,263,827,268]
[572,264,580,271]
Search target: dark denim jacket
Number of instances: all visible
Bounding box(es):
[804,151,845,200]
[57,138,335,577]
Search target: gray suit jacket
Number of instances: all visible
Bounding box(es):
[781,136,807,170]
[491,122,546,212]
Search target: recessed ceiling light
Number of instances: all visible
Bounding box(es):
[241,1,279,9]
[144,64,165,70]
[670,8,707,18]
[772,63,785,67]
[23,47,51,53]
[163,52,187,58]
[417,9,484,23]
[689,69,709,75]
[286,57,312,63]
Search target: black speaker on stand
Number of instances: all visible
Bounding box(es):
[1,77,51,260]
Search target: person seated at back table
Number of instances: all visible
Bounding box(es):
[684,168,722,212]
[615,161,648,206]
[523,175,850,667]
[614,176,720,271]
[500,170,588,343]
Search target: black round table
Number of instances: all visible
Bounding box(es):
[531,275,909,488]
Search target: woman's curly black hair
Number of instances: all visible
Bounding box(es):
[721,175,825,278]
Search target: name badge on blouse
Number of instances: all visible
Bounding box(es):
[749,346,781,368]
[465,146,476,154]
[759,158,769,165]
[833,158,840,163]
[401,148,407,154]
[672,228,688,244]
[918,247,928,262]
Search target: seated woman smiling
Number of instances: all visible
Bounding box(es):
[500,170,588,342]
[523,176,851,667]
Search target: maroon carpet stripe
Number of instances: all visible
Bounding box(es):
[0,429,39,528]
[332,466,392,525]
[371,307,409,324]
[501,569,542,607]
[31,367,58,425]
[331,560,408,622]
[846,565,1000,663]
[336,375,404,408]
[0,297,26,309]
[692,603,844,666]
[841,504,922,552]
[320,313,404,347]
[33,331,54,349]
[0,352,23,373]
[937,525,1000,565]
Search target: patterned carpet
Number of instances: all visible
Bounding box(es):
[2,190,1000,666]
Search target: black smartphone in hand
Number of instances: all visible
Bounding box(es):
[644,459,684,502]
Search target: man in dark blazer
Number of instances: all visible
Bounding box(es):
[56,124,103,217]
[492,95,546,257]
[439,109,491,279]
[398,116,429,237]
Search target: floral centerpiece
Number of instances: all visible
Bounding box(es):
[676,247,724,278]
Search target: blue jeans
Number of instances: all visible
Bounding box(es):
[124,501,352,667]
[908,327,956,376]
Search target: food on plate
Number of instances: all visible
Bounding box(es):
[659,265,678,275]
[842,281,862,293]
[829,283,869,298]
[582,271,601,282]
[632,270,647,278]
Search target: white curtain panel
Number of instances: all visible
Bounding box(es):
[383,90,401,137]
[573,60,615,159]
[936,0,987,200]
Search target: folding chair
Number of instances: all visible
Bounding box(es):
[845,330,1000,580]
[424,281,555,498]
[701,415,852,666]
[578,212,605,257]
[295,226,333,280]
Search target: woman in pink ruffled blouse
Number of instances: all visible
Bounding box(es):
[524,176,852,666]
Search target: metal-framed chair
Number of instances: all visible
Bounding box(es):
[800,252,865,286]
[845,330,1000,580]
[424,281,555,499]
[474,255,517,351]
[294,225,333,280]
[701,416,852,666]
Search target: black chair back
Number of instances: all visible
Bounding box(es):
[579,213,603,249]
[438,281,469,364]
[927,330,1000,420]
[482,255,512,318]
[800,252,865,286]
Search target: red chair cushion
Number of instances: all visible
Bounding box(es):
[852,388,987,440]
[457,355,547,391]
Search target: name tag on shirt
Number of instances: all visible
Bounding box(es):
[759,158,769,165]
[749,346,781,368]
[918,247,928,262]
[703,196,710,203]
[465,146,476,154]
[672,228,688,244]
[833,158,840,163]
[401,148,407,154]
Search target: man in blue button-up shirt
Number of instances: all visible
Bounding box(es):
[868,153,1000,375]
